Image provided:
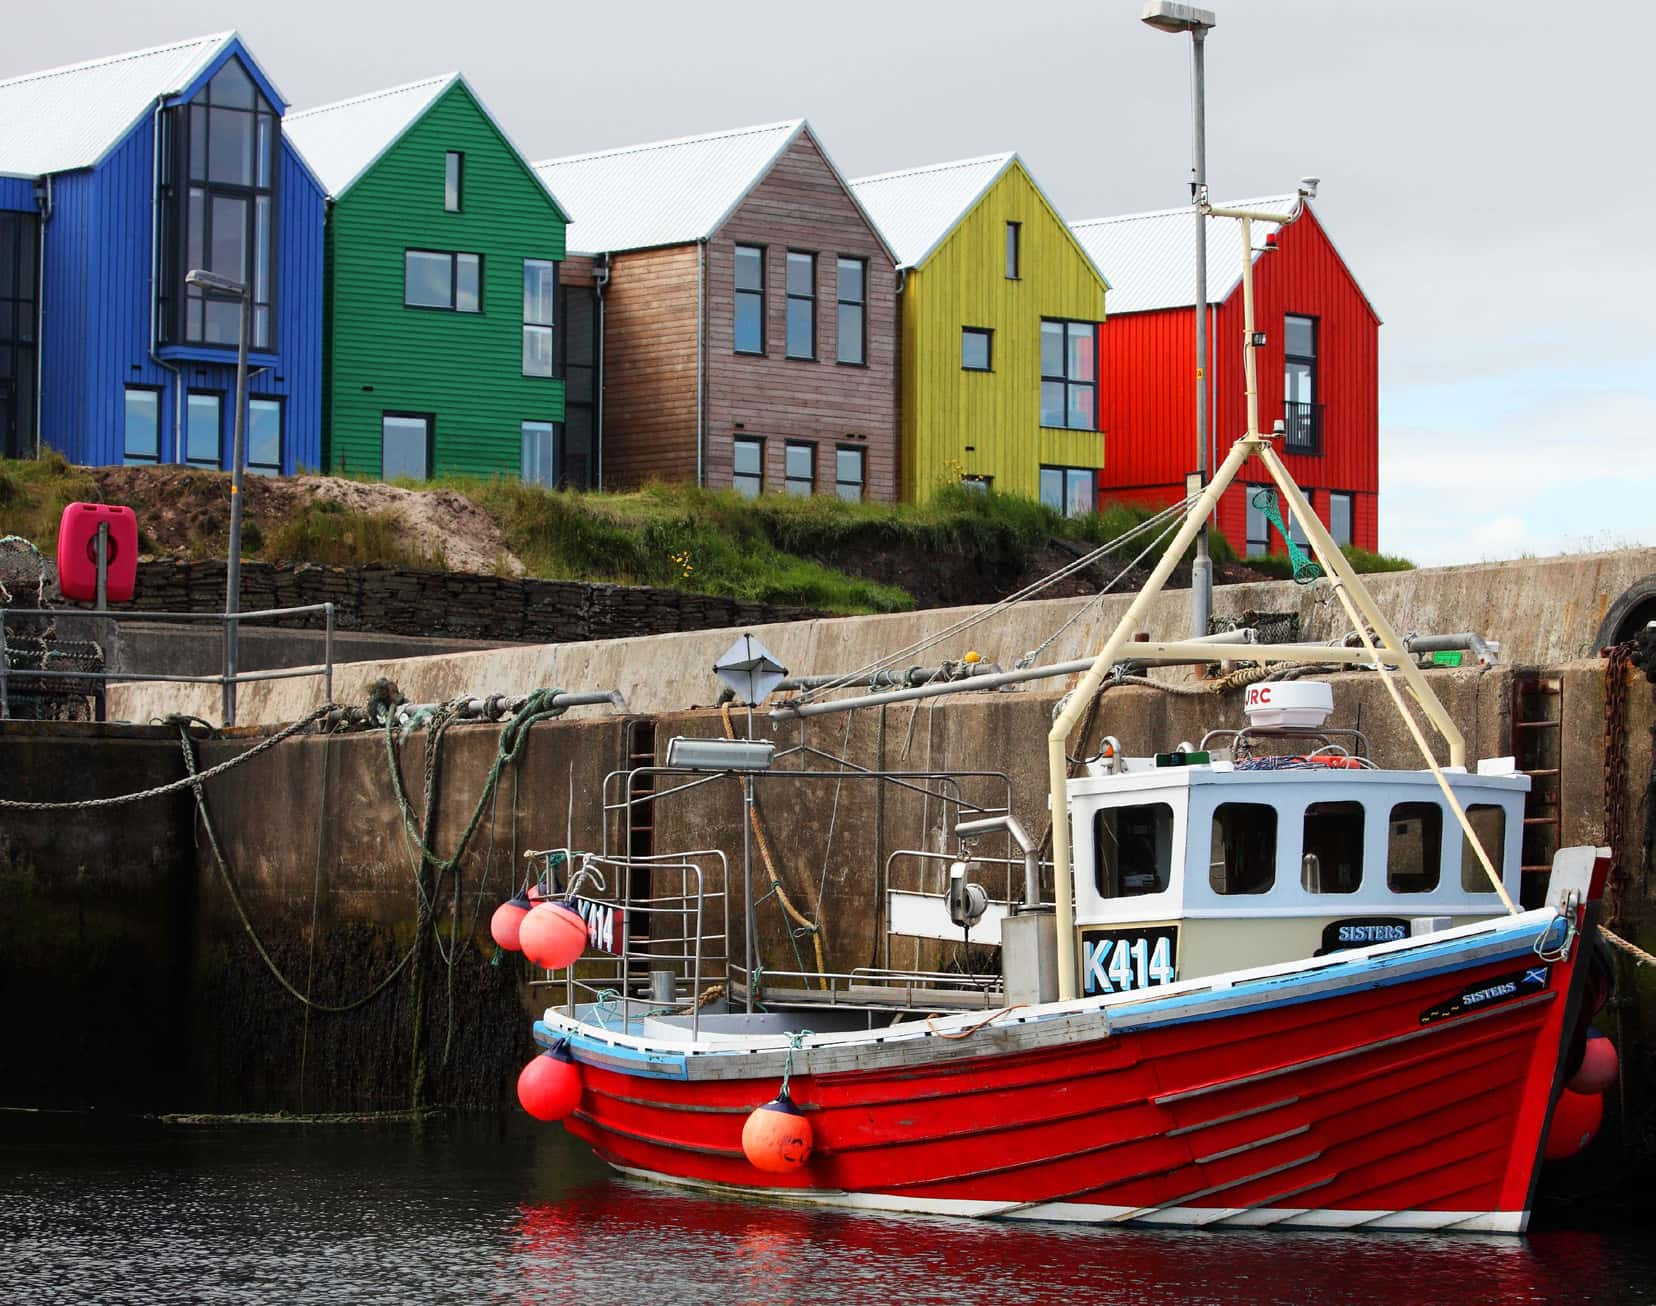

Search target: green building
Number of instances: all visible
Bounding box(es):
[285,74,571,483]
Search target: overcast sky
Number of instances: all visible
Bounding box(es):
[7,0,1652,565]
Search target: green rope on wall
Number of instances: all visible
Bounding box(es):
[1250,488,1323,585]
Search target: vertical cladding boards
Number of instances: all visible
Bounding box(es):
[703,133,899,501]
[597,243,700,487]
[37,167,94,460]
[0,177,35,211]
[276,141,326,472]
[1095,305,1202,496]
[325,82,566,480]
[905,163,1106,503]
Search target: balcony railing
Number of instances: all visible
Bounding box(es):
[1283,401,1324,454]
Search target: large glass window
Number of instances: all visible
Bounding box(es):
[835,446,865,501]
[123,388,162,465]
[1461,804,1507,893]
[523,259,556,377]
[1095,802,1175,898]
[405,250,481,312]
[1210,803,1277,895]
[835,257,865,365]
[734,245,765,354]
[961,327,992,371]
[559,281,598,491]
[382,413,431,481]
[1040,465,1095,517]
[522,421,557,487]
[784,441,814,496]
[1284,313,1319,452]
[1329,491,1354,548]
[160,60,278,351]
[247,397,282,475]
[186,392,221,468]
[1388,802,1442,893]
[1245,484,1270,558]
[0,213,38,460]
[444,151,463,213]
[1303,801,1364,893]
[786,252,816,360]
[732,436,763,497]
[1041,319,1096,429]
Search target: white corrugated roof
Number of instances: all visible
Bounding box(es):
[0,32,241,176]
[848,153,1014,269]
[1069,195,1299,314]
[533,119,804,255]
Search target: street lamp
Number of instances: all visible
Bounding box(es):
[184,267,251,727]
[1141,0,1217,640]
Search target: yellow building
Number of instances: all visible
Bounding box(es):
[851,154,1108,506]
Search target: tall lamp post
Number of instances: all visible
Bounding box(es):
[184,268,251,727]
[1141,0,1217,640]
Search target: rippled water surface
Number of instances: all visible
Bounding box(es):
[3,1113,1653,1305]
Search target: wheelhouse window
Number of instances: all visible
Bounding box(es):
[835,446,865,501]
[1461,804,1507,892]
[785,252,816,360]
[733,437,764,497]
[1041,319,1095,429]
[1387,802,1442,893]
[521,420,557,487]
[1005,221,1020,279]
[405,250,481,312]
[734,245,765,354]
[444,151,463,212]
[784,441,815,496]
[835,257,865,365]
[1284,314,1319,452]
[159,60,279,351]
[1329,491,1354,548]
[1040,465,1095,517]
[1245,484,1270,557]
[961,328,992,371]
[382,413,432,481]
[1210,803,1277,895]
[185,392,221,468]
[1303,801,1364,893]
[1095,802,1175,898]
[123,388,162,465]
[247,397,283,475]
[523,259,556,376]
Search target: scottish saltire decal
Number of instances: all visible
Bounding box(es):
[1420,965,1550,1024]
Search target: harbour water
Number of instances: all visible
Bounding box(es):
[3,1112,1652,1305]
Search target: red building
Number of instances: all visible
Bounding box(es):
[1071,196,1380,555]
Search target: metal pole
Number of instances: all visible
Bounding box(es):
[0,609,8,720]
[743,699,756,1012]
[223,288,250,727]
[1189,26,1213,640]
[94,522,109,612]
[323,602,334,705]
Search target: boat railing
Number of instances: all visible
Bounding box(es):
[729,962,1005,1013]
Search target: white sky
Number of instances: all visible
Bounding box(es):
[6,0,1652,566]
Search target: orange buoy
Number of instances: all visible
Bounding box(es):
[1543,1088,1604,1160]
[519,901,589,971]
[741,1092,813,1173]
[1568,1030,1619,1096]
[517,1047,582,1121]
[490,892,533,952]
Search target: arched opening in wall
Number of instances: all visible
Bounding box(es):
[1595,575,1656,649]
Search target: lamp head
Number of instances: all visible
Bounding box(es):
[1297,176,1320,200]
[1141,1,1217,33]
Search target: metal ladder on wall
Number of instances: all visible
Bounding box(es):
[1511,673,1563,909]
[623,719,657,940]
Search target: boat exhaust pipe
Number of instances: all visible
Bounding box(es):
[955,814,1041,909]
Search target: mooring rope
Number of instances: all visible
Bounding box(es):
[1601,925,1656,967]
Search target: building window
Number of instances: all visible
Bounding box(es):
[558,281,598,491]
[186,391,222,468]
[1245,484,1270,557]
[784,441,815,496]
[785,252,816,360]
[1095,802,1175,898]
[1284,313,1319,453]
[1210,802,1277,895]
[1041,319,1095,429]
[522,420,557,487]
[1388,802,1442,893]
[123,387,162,465]
[382,412,432,481]
[1005,221,1020,279]
[444,151,463,213]
[523,259,556,377]
[1329,491,1353,548]
[734,245,765,354]
[835,446,865,501]
[247,397,283,475]
[835,257,865,365]
[732,436,764,497]
[961,327,992,371]
[1461,804,1506,893]
[0,213,38,460]
[960,474,992,493]
[1040,465,1095,517]
[405,249,481,312]
[1288,493,1311,548]
[158,59,279,351]
[1303,801,1364,893]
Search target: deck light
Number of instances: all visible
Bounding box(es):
[665,736,775,772]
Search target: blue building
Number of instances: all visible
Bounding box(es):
[0,33,324,471]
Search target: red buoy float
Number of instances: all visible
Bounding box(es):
[519,901,589,970]
[517,1047,582,1121]
[1543,1088,1604,1161]
[741,1092,813,1173]
[490,892,534,952]
[1567,1029,1619,1096]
